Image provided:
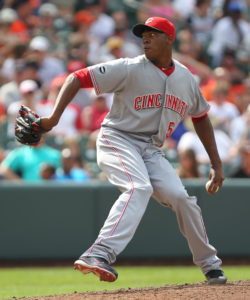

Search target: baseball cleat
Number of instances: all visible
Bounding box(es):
[205,269,227,285]
[74,256,118,282]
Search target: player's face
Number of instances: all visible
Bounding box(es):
[142,30,172,65]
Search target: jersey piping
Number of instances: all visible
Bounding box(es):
[87,128,135,255]
[89,67,101,95]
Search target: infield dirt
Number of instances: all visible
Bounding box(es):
[16,280,250,300]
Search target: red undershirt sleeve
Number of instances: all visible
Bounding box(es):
[73,67,93,88]
[191,113,208,123]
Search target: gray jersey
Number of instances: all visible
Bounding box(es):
[89,55,209,146]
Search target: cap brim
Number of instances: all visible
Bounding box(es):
[132,24,164,38]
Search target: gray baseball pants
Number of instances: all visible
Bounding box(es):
[82,127,222,274]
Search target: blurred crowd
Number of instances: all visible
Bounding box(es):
[0,0,249,181]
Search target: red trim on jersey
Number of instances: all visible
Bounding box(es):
[157,62,175,76]
[89,68,101,95]
[73,68,93,88]
[191,113,208,123]
[190,104,210,118]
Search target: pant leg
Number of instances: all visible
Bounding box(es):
[82,129,153,264]
[144,145,222,274]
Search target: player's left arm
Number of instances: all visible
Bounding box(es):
[192,116,225,192]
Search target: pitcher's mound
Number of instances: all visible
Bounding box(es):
[19,280,250,300]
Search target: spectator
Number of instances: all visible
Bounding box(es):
[0,8,18,82]
[0,102,6,124]
[0,40,28,83]
[0,147,6,163]
[73,5,113,65]
[201,66,231,101]
[208,81,239,134]
[7,79,39,137]
[224,68,246,106]
[173,29,212,84]
[98,36,125,62]
[210,0,225,19]
[230,144,250,178]
[35,3,59,42]
[71,10,100,65]
[137,0,179,23]
[1,58,43,106]
[28,36,66,93]
[111,10,142,57]
[234,88,250,115]
[86,0,115,44]
[34,3,68,60]
[55,148,89,181]
[222,0,248,17]
[0,140,61,181]
[187,0,214,49]
[177,128,233,164]
[67,35,91,66]
[230,95,250,144]
[97,27,142,63]
[0,61,26,110]
[176,148,203,178]
[81,91,109,134]
[0,147,6,180]
[73,9,96,40]
[0,8,17,35]
[207,1,249,67]
[9,0,36,42]
[173,0,195,19]
[201,66,246,107]
[21,60,43,94]
[236,29,250,74]
[176,28,201,60]
[36,74,83,138]
[40,163,56,180]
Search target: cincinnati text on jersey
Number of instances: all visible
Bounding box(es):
[134,93,188,119]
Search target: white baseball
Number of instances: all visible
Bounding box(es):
[206,180,219,194]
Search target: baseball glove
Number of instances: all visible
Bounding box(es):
[15,105,48,146]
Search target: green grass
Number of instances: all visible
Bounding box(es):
[0,266,250,299]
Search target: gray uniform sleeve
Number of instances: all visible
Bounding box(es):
[188,76,210,118]
[89,58,128,95]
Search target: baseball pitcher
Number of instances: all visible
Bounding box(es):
[21,17,227,284]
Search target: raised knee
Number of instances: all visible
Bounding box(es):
[134,183,153,198]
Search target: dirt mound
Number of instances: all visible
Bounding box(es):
[17,280,250,300]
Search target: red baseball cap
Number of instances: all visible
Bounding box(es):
[132,17,175,41]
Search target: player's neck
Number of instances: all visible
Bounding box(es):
[151,52,172,69]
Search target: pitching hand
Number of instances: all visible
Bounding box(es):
[207,166,225,194]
